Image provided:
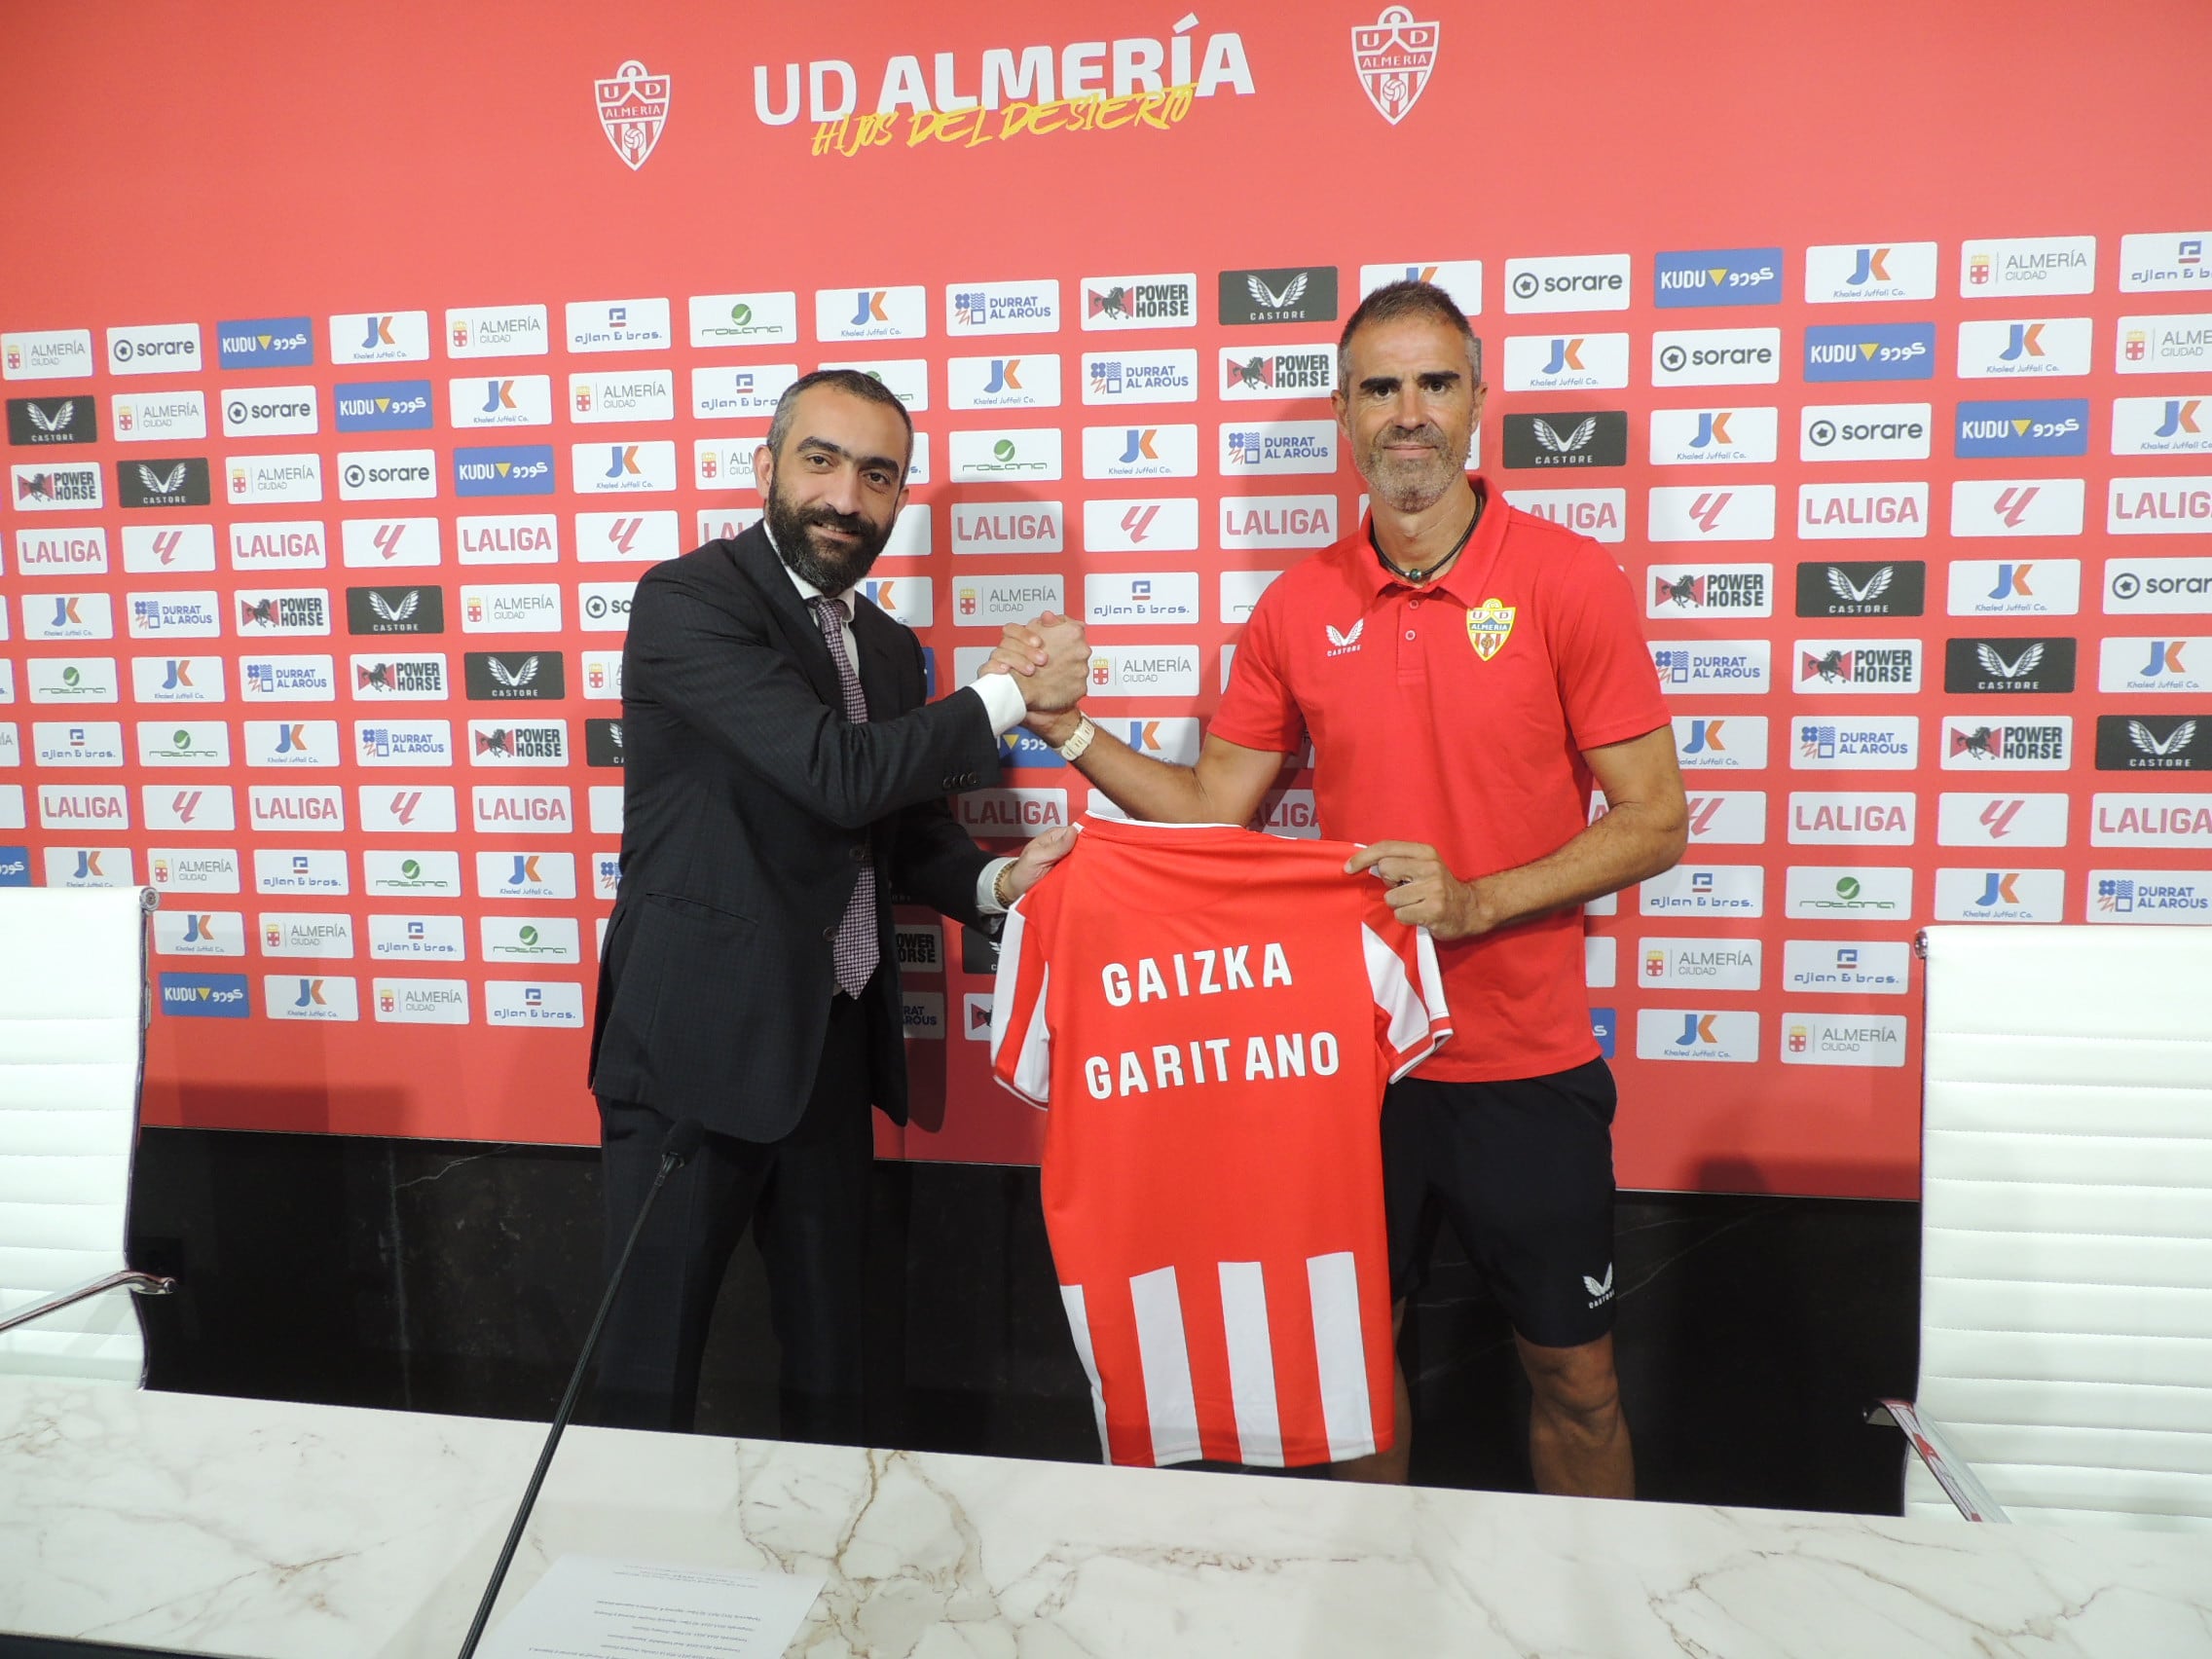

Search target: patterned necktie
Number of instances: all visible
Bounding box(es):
[808,594,879,997]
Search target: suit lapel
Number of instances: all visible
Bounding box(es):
[850,599,906,719]
[728,527,841,707]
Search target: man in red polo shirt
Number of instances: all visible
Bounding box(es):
[996,280,1685,1495]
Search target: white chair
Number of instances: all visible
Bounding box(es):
[0,886,174,1384]
[1880,924,2212,1530]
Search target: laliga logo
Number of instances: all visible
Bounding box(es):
[1351,7,1439,126]
[596,60,671,170]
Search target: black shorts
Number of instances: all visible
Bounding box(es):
[1382,1057,1620,1349]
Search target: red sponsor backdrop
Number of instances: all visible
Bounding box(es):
[2,1,2207,1196]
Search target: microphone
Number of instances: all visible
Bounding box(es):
[456,1118,705,1659]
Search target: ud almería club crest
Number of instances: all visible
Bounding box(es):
[596,60,670,170]
[1352,7,1440,126]
[1467,597,1516,661]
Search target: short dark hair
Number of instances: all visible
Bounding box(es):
[1336,280,1482,394]
[765,368,915,463]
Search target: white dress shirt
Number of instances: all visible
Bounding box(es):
[766,524,1023,913]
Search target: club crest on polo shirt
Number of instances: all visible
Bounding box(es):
[1467,596,1517,660]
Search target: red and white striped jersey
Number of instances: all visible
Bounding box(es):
[988,816,1452,1468]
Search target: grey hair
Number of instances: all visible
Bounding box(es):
[764,368,915,462]
[1335,279,1483,394]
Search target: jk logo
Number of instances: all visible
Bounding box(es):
[161,660,193,690]
[2143,640,2186,676]
[1976,872,2021,907]
[293,978,326,1008]
[481,380,517,413]
[74,852,100,879]
[982,359,1021,394]
[1542,337,1585,375]
[50,597,80,625]
[360,315,396,349]
[1675,1014,1719,1046]
[2156,399,2202,438]
[850,290,890,326]
[1999,323,2045,362]
[506,855,540,885]
[1118,428,1159,463]
[1681,719,1725,755]
[183,914,212,942]
[1847,246,1891,285]
[1690,412,1733,449]
[1986,563,2034,599]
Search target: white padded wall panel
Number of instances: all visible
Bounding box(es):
[0,891,145,1020]
[1914,925,2212,1531]
[0,889,155,1385]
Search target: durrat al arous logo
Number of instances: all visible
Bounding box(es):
[596,60,670,169]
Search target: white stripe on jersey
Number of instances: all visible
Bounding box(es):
[1217,1261,1283,1467]
[1308,1251,1377,1462]
[1129,1264,1203,1466]
[1011,964,1051,1102]
[988,906,1053,1105]
[1059,1283,1112,1463]
[1362,922,1430,1069]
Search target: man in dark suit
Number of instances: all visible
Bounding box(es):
[589,369,1088,1438]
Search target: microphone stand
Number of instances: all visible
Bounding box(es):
[457,1117,706,1659]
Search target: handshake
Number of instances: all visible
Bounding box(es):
[983,611,1090,741]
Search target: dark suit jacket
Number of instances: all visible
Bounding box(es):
[588,527,1003,1140]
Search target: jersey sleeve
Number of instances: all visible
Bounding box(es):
[1206,577,1305,757]
[1548,539,1671,754]
[1358,893,1454,1082]
[988,879,1055,1107]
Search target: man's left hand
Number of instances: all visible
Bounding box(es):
[1006,824,1080,903]
[1345,840,1493,940]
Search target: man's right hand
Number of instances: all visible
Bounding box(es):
[999,611,1091,716]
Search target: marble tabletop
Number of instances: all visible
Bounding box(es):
[0,1378,2205,1657]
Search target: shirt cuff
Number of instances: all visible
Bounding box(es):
[977,856,1016,916]
[967,671,1029,737]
